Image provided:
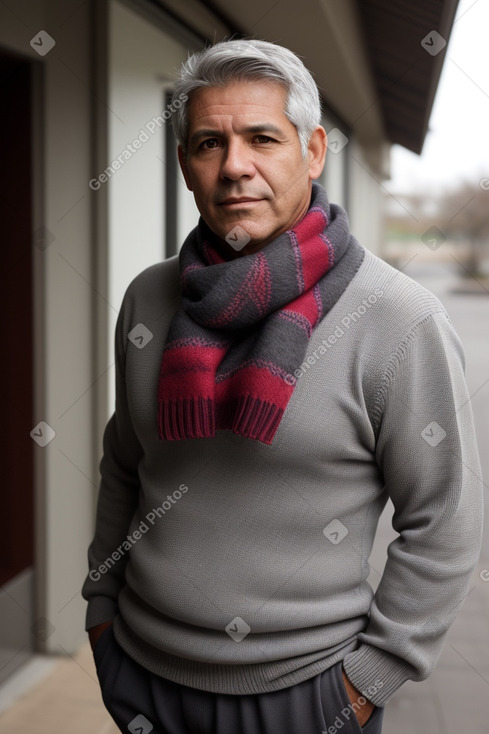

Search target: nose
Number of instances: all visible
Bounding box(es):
[220,138,255,181]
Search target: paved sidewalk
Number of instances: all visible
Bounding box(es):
[0,260,487,734]
[0,641,118,734]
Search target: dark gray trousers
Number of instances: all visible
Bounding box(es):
[93,625,384,734]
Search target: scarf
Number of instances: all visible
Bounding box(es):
[157,182,365,445]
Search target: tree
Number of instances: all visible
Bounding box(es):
[436,181,489,275]
[384,179,489,275]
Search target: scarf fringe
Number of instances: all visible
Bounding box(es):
[231,395,284,444]
[158,395,283,444]
[158,397,215,440]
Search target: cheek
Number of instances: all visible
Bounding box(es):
[188,162,213,187]
[269,160,304,189]
[270,178,296,205]
[192,179,213,204]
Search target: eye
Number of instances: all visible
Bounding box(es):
[199,138,220,150]
[253,135,275,144]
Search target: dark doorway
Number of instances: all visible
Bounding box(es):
[0,48,35,684]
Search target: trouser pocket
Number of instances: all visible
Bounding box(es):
[320,662,384,733]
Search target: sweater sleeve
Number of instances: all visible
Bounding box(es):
[81,291,143,630]
[342,310,484,707]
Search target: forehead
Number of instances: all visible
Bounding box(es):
[186,80,289,127]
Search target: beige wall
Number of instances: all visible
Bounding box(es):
[348,138,390,255]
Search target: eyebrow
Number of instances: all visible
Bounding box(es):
[189,123,285,146]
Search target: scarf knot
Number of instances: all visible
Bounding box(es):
[157,183,364,444]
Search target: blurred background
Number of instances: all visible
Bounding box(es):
[0,0,487,732]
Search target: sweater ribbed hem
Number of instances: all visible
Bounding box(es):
[342,643,415,706]
[113,615,360,695]
[85,596,118,631]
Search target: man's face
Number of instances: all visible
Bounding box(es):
[178,80,326,255]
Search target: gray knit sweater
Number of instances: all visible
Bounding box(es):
[82,247,483,707]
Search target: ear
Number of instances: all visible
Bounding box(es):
[177,145,193,191]
[307,126,327,180]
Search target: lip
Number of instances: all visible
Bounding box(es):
[219,197,264,206]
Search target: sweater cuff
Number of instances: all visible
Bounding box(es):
[85,596,119,631]
[342,643,414,706]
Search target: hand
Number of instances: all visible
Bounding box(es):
[88,620,113,652]
[341,668,375,727]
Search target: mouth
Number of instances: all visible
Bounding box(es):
[219,197,264,207]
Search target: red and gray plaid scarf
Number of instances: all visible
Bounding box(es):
[157,183,364,445]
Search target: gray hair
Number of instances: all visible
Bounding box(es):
[171,38,322,158]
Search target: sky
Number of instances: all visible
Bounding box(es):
[386,0,489,195]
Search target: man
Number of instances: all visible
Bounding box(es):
[82,39,483,734]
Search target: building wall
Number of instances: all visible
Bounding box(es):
[0,0,97,654]
[316,110,389,256]
[319,110,349,209]
[348,138,389,255]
